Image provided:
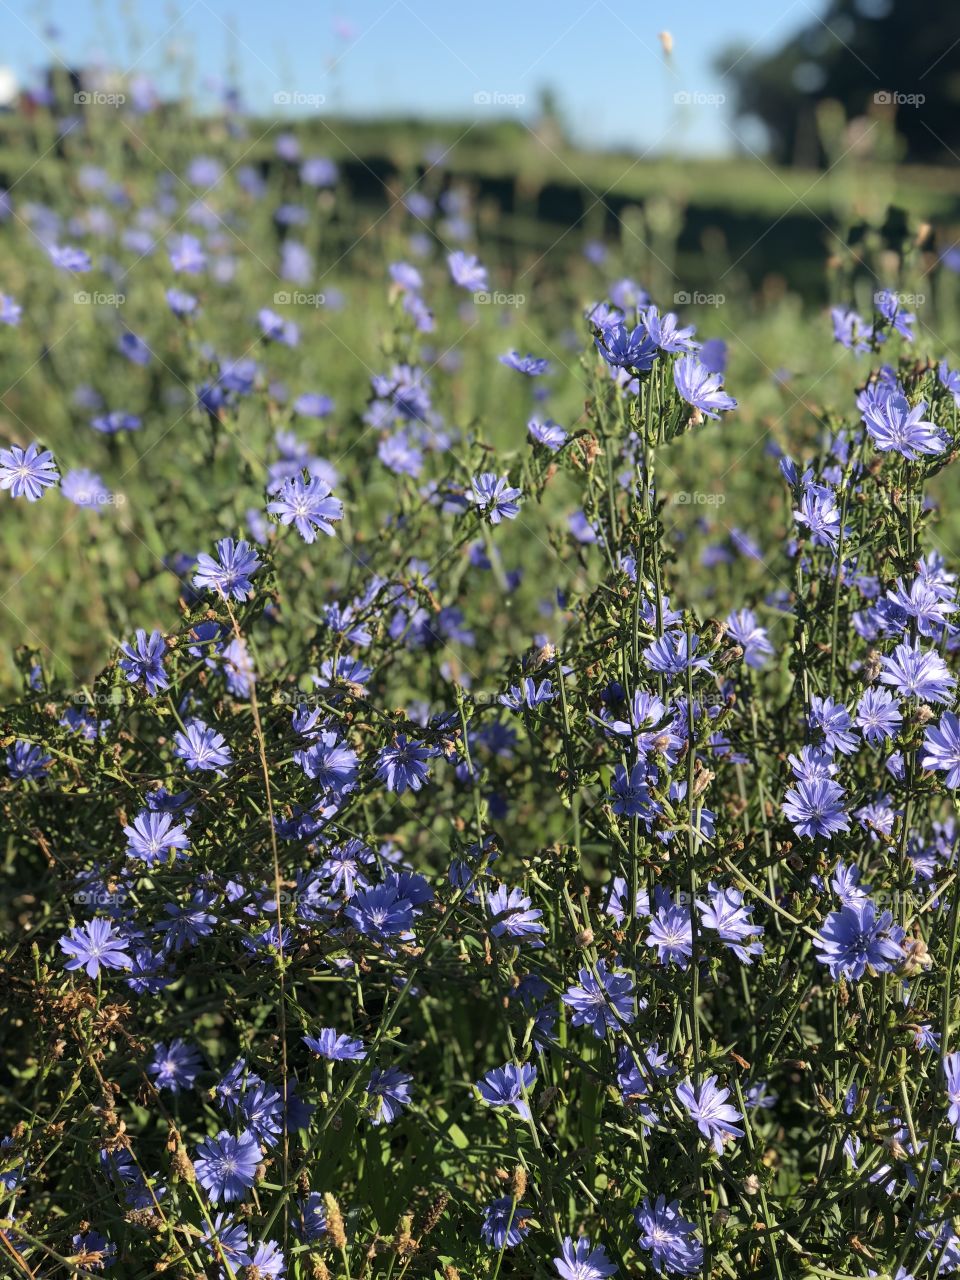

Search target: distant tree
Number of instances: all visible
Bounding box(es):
[533,86,569,148]
[719,0,960,165]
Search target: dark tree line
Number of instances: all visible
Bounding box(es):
[720,0,960,165]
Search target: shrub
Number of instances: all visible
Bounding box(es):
[2,123,960,1280]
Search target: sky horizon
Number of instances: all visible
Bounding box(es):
[2,0,820,154]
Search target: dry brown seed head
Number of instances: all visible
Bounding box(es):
[324,1193,347,1249]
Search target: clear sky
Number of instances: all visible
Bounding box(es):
[4,0,817,153]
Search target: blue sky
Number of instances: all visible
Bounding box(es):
[2,0,816,153]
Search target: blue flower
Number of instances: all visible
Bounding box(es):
[476,1063,537,1120]
[166,288,198,316]
[215,1059,259,1115]
[193,1129,261,1202]
[855,687,902,746]
[124,809,190,866]
[119,629,169,696]
[303,1028,367,1061]
[697,883,763,963]
[149,1039,202,1093]
[673,355,737,419]
[499,677,554,710]
[365,1066,413,1125]
[301,156,339,186]
[320,838,375,896]
[223,636,255,698]
[481,1196,532,1248]
[59,918,132,979]
[939,359,960,406]
[0,442,59,501]
[609,277,649,309]
[815,899,905,980]
[676,1075,744,1154]
[642,633,712,679]
[267,472,343,542]
[258,307,299,346]
[174,719,233,773]
[528,418,568,451]
[634,1196,703,1275]
[914,1025,940,1052]
[447,250,487,291]
[610,762,659,824]
[603,690,678,759]
[595,322,658,371]
[922,713,960,789]
[809,695,857,755]
[643,306,698,353]
[91,411,141,435]
[239,1080,285,1146]
[294,393,335,419]
[6,740,51,781]
[389,261,423,291]
[70,1230,116,1270]
[61,468,112,508]
[487,884,546,944]
[118,331,152,365]
[724,608,773,669]
[944,1053,960,1136]
[554,1237,618,1279]
[874,288,915,341]
[699,338,727,374]
[793,483,842,549]
[0,294,21,326]
[646,902,693,967]
[61,705,109,740]
[375,735,434,794]
[469,472,523,524]
[617,1041,675,1114]
[782,777,850,839]
[293,1192,327,1241]
[294,731,358,794]
[193,537,262,601]
[500,350,550,376]
[745,1081,778,1110]
[886,575,956,638]
[861,393,944,459]
[831,305,874,353]
[880,642,955,704]
[158,891,218,951]
[49,244,92,272]
[345,881,414,940]
[244,1240,286,1278]
[562,960,636,1037]
[169,233,207,273]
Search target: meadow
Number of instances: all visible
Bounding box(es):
[1,83,960,1279]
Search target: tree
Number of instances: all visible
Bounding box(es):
[720,0,960,166]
